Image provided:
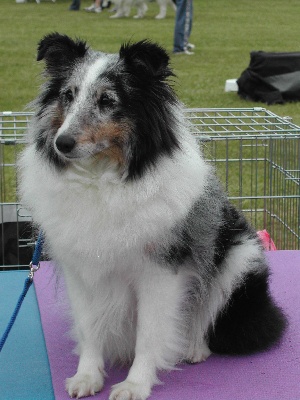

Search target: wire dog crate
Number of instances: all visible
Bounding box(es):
[185,107,300,250]
[1,108,300,269]
[0,112,34,270]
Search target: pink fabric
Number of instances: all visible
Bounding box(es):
[34,251,300,400]
[257,230,277,250]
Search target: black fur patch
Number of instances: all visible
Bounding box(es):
[214,203,257,267]
[37,32,88,78]
[36,33,88,113]
[37,78,65,116]
[207,269,287,355]
[118,40,180,180]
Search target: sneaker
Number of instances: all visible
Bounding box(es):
[94,6,102,12]
[187,43,195,50]
[85,4,95,11]
[173,49,194,55]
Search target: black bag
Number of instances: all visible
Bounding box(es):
[237,51,300,104]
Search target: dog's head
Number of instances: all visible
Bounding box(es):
[34,33,180,179]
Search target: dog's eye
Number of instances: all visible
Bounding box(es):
[98,93,114,108]
[64,89,74,103]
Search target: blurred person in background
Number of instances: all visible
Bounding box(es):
[85,0,111,13]
[69,0,80,10]
[173,0,195,55]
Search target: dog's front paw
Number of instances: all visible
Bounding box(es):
[109,380,151,400]
[66,370,104,398]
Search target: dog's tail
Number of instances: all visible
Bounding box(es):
[207,269,287,355]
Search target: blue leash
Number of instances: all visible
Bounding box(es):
[0,231,44,353]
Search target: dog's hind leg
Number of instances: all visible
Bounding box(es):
[186,340,211,364]
[207,239,287,355]
[184,299,212,363]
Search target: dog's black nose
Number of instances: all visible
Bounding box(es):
[56,135,76,154]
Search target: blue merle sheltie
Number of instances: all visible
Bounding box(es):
[19,33,286,400]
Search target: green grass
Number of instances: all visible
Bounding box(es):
[1,0,300,123]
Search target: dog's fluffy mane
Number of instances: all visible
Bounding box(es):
[18,33,287,400]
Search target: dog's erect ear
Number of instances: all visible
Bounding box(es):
[119,40,173,80]
[37,33,88,76]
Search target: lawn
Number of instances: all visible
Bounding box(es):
[1,0,300,123]
[0,0,299,250]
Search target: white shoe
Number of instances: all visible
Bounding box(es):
[187,43,195,50]
[85,4,95,11]
[173,48,194,55]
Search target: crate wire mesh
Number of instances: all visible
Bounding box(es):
[1,108,300,268]
[0,112,34,269]
[185,107,300,250]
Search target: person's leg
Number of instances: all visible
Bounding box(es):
[69,0,80,10]
[173,0,186,52]
[182,0,193,51]
[94,0,102,12]
[85,0,102,12]
[187,0,193,41]
[173,0,193,53]
[85,1,95,11]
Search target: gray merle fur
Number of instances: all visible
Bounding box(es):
[160,176,287,354]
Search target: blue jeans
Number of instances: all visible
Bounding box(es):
[69,0,80,10]
[173,0,193,52]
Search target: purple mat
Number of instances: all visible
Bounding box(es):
[34,251,300,400]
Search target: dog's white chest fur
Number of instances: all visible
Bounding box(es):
[20,138,208,277]
[19,137,210,384]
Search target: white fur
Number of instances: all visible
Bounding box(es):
[19,131,212,399]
